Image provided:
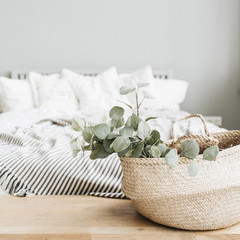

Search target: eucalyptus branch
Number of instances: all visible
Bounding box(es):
[136,92,139,117]
[138,97,145,109]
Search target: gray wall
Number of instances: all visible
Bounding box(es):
[0,0,239,129]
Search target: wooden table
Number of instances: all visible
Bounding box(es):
[0,196,239,240]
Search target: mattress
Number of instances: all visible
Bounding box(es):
[0,108,224,196]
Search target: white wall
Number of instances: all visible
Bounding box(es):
[0,0,239,129]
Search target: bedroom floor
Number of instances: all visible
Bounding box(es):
[0,196,238,240]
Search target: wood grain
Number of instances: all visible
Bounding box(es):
[0,196,239,240]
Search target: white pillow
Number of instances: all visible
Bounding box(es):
[119,65,153,87]
[62,67,120,112]
[118,66,154,108]
[118,66,188,110]
[29,72,60,107]
[143,79,189,110]
[29,72,78,112]
[0,77,34,112]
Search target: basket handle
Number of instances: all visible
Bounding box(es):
[171,114,210,141]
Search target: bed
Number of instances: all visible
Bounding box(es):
[0,67,224,196]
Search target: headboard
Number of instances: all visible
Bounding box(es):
[10,69,174,80]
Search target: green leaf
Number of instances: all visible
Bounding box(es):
[72,117,85,131]
[109,106,125,120]
[120,86,136,95]
[144,145,152,157]
[137,82,150,88]
[143,90,154,99]
[90,149,98,160]
[111,118,124,128]
[107,132,121,140]
[147,130,161,145]
[158,144,168,157]
[165,149,171,156]
[82,127,94,143]
[181,140,200,159]
[96,147,110,159]
[188,161,198,177]
[93,123,110,140]
[111,136,131,153]
[118,145,132,157]
[126,113,140,131]
[103,139,114,154]
[145,117,158,122]
[83,145,90,151]
[203,145,219,161]
[120,126,134,137]
[117,100,133,110]
[149,145,161,158]
[165,149,179,167]
[70,138,81,157]
[137,121,151,140]
[132,142,144,158]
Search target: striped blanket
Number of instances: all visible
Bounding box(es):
[0,118,125,197]
[0,109,224,197]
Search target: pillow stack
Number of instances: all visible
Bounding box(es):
[0,66,189,113]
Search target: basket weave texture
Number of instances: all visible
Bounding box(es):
[120,115,240,230]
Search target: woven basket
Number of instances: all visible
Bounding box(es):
[120,117,240,230]
[166,114,219,153]
[166,114,240,153]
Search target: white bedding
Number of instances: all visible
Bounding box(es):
[0,108,224,196]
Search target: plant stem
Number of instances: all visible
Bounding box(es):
[136,91,139,117]
[138,97,145,109]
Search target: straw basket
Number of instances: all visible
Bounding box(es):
[120,115,240,230]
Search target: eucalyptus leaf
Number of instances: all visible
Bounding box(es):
[117,100,133,110]
[137,82,150,88]
[90,149,98,160]
[93,123,110,140]
[112,136,131,153]
[107,132,121,140]
[165,149,179,167]
[120,126,134,137]
[143,90,154,99]
[120,86,136,95]
[72,117,85,131]
[70,138,81,157]
[83,145,91,151]
[137,121,151,140]
[111,118,124,128]
[96,147,110,159]
[158,144,168,157]
[145,117,158,122]
[126,113,140,131]
[125,149,133,157]
[118,145,132,157]
[82,127,94,143]
[203,146,219,161]
[149,145,161,158]
[132,142,144,158]
[144,145,152,157]
[188,161,198,177]
[147,130,160,145]
[103,139,114,153]
[109,106,124,120]
[164,149,171,156]
[181,140,200,159]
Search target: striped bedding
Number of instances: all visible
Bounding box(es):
[0,108,224,197]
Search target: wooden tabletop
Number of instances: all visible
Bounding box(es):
[0,196,239,240]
